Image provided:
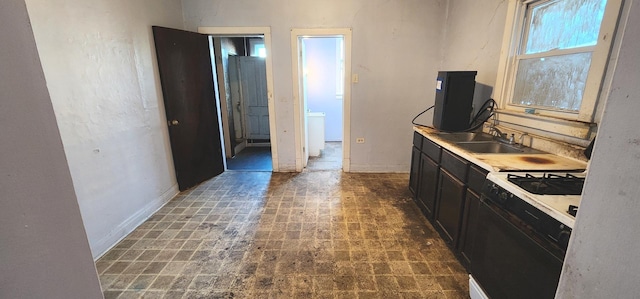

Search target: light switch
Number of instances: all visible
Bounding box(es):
[352,74,359,83]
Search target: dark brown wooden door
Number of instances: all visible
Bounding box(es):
[152,26,224,191]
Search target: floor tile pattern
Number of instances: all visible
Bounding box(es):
[98,171,469,298]
[226,146,272,171]
[307,142,342,171]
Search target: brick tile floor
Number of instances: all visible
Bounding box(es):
[97,171,469,299]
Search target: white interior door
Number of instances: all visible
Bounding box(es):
[238,56,270,141]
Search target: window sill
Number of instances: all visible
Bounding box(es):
[495,109,595,145]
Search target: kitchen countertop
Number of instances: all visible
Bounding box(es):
[414,126,588,173]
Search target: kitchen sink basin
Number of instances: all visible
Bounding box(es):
[435,132,496,142]
[456,141,546,154]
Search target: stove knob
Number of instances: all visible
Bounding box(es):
[490,184,499,194]
[557,230,571,249]
[499,192,508,203]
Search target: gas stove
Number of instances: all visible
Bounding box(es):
[507,173,585,196]
[473,171,585,299]
[486,171,585,228]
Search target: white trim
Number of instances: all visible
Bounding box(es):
[211,38,233,159]
[208,37,228,170]
[516,45,596,59]
[198,27,279,171]
[198,27,271,35]
[494,0,522,109]
[291,33,304,171]
[579,0,623,121]
[92,184,179,260]
[290,28,352,172]
[496,109,593,139]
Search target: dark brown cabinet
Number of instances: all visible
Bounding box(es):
[409,132,423,197]
[458,165,487,269]
[459,189,481,269]
[410,132,441,220]
[435,169,466,247]
[434,149,469,248]
[409,145,421,197]
[417,153,439,220]
[408,132,489,272]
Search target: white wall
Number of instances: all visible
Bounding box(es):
[182,0,446,172]
[440,0,508,112]
[556,0,640,297]
[304,37,343,142]
[24,0,184,258]
[0,0,103,297]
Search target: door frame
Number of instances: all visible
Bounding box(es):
[198,26,279,171]
[290,28,352,172]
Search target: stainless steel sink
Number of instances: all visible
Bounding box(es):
[456,141,546,154]
[435,132,495,142]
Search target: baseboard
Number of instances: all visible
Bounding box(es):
[277,164,298,172]
[347,164,410,173]
[92,184,179,260]
[246,142,271,147]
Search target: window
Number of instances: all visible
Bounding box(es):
[494,0,622,139]
[249,38,266,58]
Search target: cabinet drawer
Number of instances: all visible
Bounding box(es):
[467,165,488,194]
[440,149,468,181]
[413,131,423,150]
[422,137,441,162]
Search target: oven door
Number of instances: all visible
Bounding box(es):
[470,197,564,299]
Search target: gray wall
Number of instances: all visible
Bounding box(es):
[440,0,508,112]
[556,0,640,297]
[0,0,103,297]
[182,0,446,172]
[24,0,185,258]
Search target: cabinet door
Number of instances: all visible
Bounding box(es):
[435,169,466,247]
[467,165,488,195]
[417,153,439,220]
[459,189,481,271]
[409,146,421,198]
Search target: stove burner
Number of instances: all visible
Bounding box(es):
[507,173,585,195]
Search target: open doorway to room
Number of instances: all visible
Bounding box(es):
[203,27,277,172]
[302,37,344,170]
[292,29,352,172]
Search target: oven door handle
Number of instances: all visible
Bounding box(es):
[524,209,539,221]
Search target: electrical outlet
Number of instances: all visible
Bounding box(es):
[356,137,365,144]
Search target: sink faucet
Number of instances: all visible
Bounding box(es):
[488,124,513,144]
[489,126,504,138]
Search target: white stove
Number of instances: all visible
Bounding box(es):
[486,171,585,228]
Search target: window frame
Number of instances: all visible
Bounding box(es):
[493,0,623,139]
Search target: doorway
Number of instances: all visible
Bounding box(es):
[199,27,278,172]
[291,29,352,172]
